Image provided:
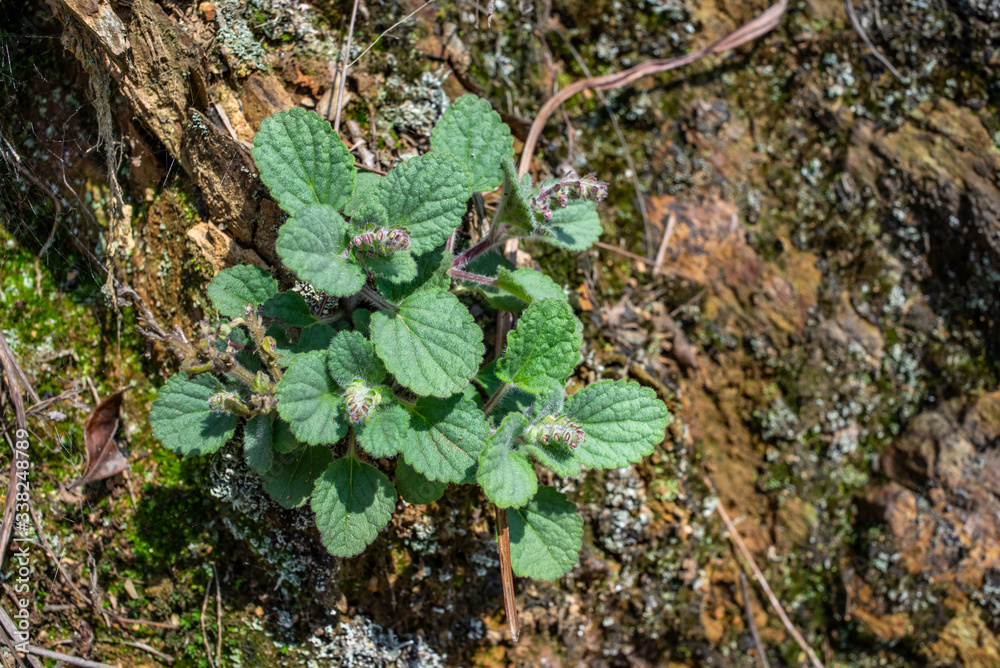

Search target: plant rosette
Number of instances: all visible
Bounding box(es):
[149,94,672,583]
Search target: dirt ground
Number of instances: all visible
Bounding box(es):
[1,0,1000,665]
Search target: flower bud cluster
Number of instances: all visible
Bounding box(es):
[526,414,586,449]
[533,172,609,221]
[351,226,410,258]
[344,380,382,423]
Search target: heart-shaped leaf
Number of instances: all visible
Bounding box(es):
[252,107,356,215]
[508,486,582,581]
[371,289,483,397]
[275,350,348,445]
[150,375,237,457]
[312,456,397,557]
[276,204,365,297]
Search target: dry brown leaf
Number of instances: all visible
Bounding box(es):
[67,389,129,489]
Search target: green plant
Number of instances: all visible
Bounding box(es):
[148,94,671,584]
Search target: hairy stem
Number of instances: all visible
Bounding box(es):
[451,233,505,270]
[482,382,510,415]
[447,268,497,286]
[359,285,396,312]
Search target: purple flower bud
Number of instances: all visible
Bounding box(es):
[343,380,382,423]
[526,414,586,450]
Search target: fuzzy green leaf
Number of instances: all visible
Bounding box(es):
[364,251,418,284]
[371,289,483,397]
[263,292,316,327]
[494,157,534,232]
[477,413,536,508]
[207,265,278,319]
[343,171,381,217]
[274,324,336,368]
[463,254,560,313]
[312,456,397,557]
[273,418,303,453]
[474,360,534,418]
[488,267,567,312]
[508,486,583,581]
[261,444,333,508]
[522,440,582,478]
[374,247,452,304]
[350,199,389,229]
[150,374,237,456]
[430,94,514,193]
[243,414,273,474]
[252,107,355,215]
[355,401,409,458]
[276,204,365,297]
[377,152,471,255]
[326,331,386,387]
[404,394,489,484]
[275,350,349,445]
[565,379,671,469]
[542,200,602,251]
[496,299,582,394]
[396,460,446,504]
[352,309,372,337]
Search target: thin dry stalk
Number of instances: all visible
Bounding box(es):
[0,330,30,569]
[99,639,174,664]
[708,479,824,668]
[843,0,902,81]
[740,572,771,668]
[23,388,78,420]
[348,1,435,68]
[593,240,652,265]
[333,0,361,134]
[19,646,117,668]
[214,563,223,667]
[495,504,520,642]
[518,0,789,175]
[653,213,677,275]
[201,567,216,668]
[0,609,34,668]
[554,29,655,256]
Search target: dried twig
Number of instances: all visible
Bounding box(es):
[593,240,653,265]
[653,213,676,276]
[0,330,29,569]
[19,646,117,668]
[23,388,79,420]
[740,572,771,668]
[518,0,789,176]
[333,0,361,134]
[554,28,655,256]
[355,162,387,176]
[495,504,519,642]
[707,478,824,668]
[348,1,435,68]
[0,602,36,668]
[99,639,174,664]
[201,566,217,668]
[843,0,902,81]
[214,563,223,668]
